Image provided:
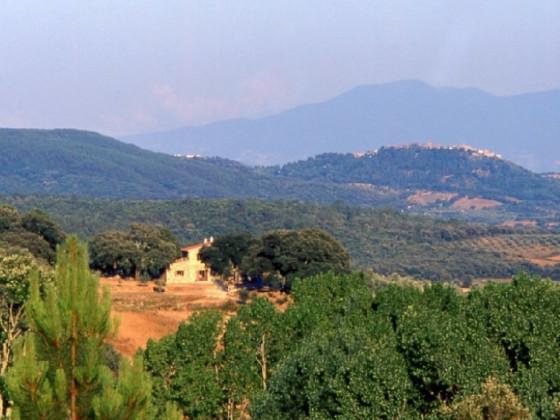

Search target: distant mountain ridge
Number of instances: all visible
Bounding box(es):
[122,80,560,172]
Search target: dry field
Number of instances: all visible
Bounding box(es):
[101,278,290,357]
[450,196,502,210]
[101,278,232,357]
[463,235,560,267]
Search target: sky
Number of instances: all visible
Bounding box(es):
[1,1,559,137]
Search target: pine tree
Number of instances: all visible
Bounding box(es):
[7,236,155,419]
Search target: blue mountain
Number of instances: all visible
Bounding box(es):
[122,80,560,172]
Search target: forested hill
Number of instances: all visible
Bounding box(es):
[2,128,560,225]
[0,128,405,206]
[269,144,560,203]
[0,128,276,199]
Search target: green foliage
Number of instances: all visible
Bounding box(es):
[21,208,66,250]
[242,228,351,289]
[438,377,531,420]
[6,236,154,419]
[143,311,224,419]
[273,145,560,204]
[199,233,257,283]
[4,129,560,225]
[89,222,179,279]
[138,271,560,419]
[0,253,53,416]
[0,206,65,265]
[252,322,413,420]
[466,274,560,418]
[8,195,558,282]
[0,205,21,232]
[253,273,414,419]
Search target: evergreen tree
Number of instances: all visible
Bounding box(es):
[6,236,154,419]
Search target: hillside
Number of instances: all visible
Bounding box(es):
[2,128,560,225]
[0,128,409,207]
[122,80,560,172]
[268,144,560,210]
[0,128,266,199]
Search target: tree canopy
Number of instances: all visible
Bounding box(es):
[89,223,180,279]
[242,228,351,290]
[0,205,65,264]
[6,236,157,419]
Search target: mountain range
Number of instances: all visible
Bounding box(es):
[121,80,560,172]
[1,128,560,227]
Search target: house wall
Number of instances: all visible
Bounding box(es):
[165,243,210,284]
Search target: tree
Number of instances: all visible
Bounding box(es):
[199,233,256,284]
[21,209,66,250]
[0,252,52,416]
[0,207,65,265]
[1,231,56,264]
[89,223,180,279]
[466,274,560,418]
[143,310,224,419]
[242,228,351,290]
[438,377,531,420]
[6,236,154,419]
[0,206,21,232]
[220,316,259,420]
[89,230,138,277]
[251,273,413,419]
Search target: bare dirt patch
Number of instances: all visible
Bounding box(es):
[101,278,232,357]
[407,191,457,205]
[451,196,502,210]
[102,278,291,357]
[528,254,560,267]
[502,220,538,228]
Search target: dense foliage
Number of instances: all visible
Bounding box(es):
[6,237,159,419]
[0,129,403,208]
[6,195,559,282]
[143,272,560,419]
[200,229,351,290]
[89,223,180,279]
[241,228,351,290]
[3,226,560,418]
[271,145,560,203]
[199,233,257,283]
[0,205,66,264]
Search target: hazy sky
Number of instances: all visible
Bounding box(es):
[1,1,559,137]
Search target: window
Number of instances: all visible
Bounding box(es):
[176,270,184,276]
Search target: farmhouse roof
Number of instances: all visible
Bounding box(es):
[180,237,213,252]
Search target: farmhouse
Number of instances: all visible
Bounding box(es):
[165,238,213,284]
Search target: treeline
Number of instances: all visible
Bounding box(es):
[145,272,560,418]
[6,196,559,282]
[4,236,560,418]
